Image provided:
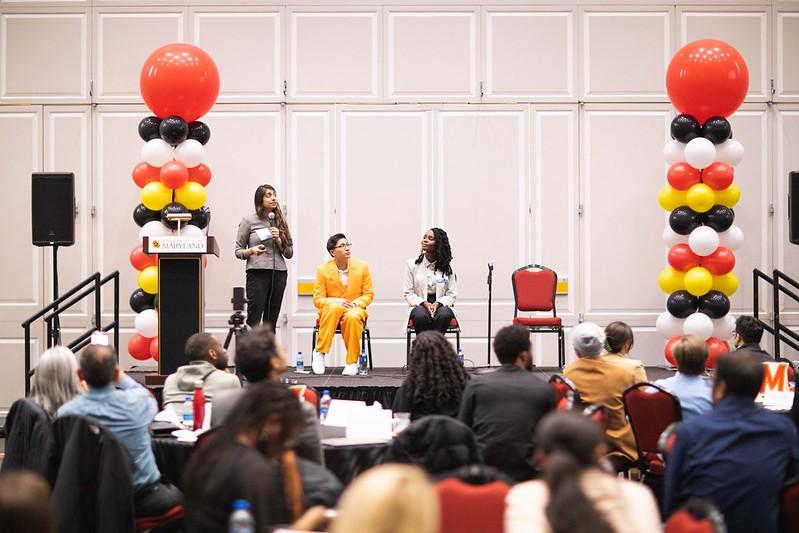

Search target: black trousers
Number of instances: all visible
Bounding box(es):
[410,302,455,334]
[134,479,182,517]
[246,269,288,329]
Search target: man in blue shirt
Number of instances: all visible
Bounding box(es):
[58,345,182,517]
[655,336,713,419]
[663,350,799,533]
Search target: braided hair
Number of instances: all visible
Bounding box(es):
[414,227,453,277]
[407,331,468,413]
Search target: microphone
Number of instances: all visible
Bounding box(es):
[268,212,275,223]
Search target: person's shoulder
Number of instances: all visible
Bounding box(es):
[56,397,82,418]
[507,479,547,502]
[352,257,369,269]
[406,258,418,269]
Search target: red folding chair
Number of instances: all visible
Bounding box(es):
[435,478,510,533]
[311,317,373,370]
[511,265,564,367]
[781,479,799,533]
[582,403,610,430]
[548,375,580,411]
[665,498,725,533]
[623,382,682,479]
[303,387,318,409]
[406,317,461,366]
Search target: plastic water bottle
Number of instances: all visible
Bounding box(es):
[182,396,193,429]
[457,348,465,365]
[228,499,255,533]
[296,351,305,373]
[358,349,368,376]
[319,389,332,422]
[192,380,206,430]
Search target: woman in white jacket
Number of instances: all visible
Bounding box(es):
[403,228,457,334]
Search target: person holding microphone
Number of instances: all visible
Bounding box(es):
[235,184,293,329]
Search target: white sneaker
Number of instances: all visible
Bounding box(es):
[342,363,359,376]
[312,352,325,375]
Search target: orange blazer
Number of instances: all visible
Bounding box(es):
[313,258,375,311]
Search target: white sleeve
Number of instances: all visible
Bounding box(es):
[403,260,424,307]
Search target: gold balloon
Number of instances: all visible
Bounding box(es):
[141,181,172,211]
[712,272,739,296]
[175,182,206,210]
[684,266,713,296]
[658,267,685,294]
[686,183,716,213]
[715,183,741,208]
[658,185,688,212]
[137,266,158,295]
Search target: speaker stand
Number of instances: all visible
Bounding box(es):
[51,244,61,345]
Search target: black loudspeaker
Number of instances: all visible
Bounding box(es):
[791,171,799,245]
[32,173,75,246]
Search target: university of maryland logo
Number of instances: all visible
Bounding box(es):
[152,240,161,249]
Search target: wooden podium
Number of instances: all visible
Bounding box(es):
[142,235,219,377]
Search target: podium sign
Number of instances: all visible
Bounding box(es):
[142,236,219,375]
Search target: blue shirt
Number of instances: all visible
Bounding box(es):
[663,395,799,533]
[654,373,713,420]
[58,374,160,488]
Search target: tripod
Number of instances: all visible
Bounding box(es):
[223,309,248,350]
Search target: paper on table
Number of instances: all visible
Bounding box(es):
[347,404,393,440]
[324,399,366,427]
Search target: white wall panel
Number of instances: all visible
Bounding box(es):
[582,8,672,101]
[484,8,575,101]
[0,10,88,102]
[776,107,799,318]
[0,338,38,413]
[387,8,478,100]
[776,11,799,101]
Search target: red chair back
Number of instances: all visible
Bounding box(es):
[512,265,557,312]
[623,383,682,464]
[549,375,579,410]
[303,388,318,408]
[436,478,510,533]
[665,499,725,533]
[582,403,610,430]
[782,481,799,533]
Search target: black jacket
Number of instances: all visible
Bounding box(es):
[735,343,772,363]
[385,415,482,475]
[2,398,52,475]
[391,381,462,421]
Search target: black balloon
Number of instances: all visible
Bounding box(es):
[130,289,155,313]
[699,290,730,319]
[133,203,160,227]
[667,290,700,318]
[670,114,702,143]
[701,205,735,232]
[188,121,211,145]
[669,206,702,235]
[138,116,162,142]
[189,206,211,229]
[702,116,732,144]
[159,115,188,145]
[161,202,190,230]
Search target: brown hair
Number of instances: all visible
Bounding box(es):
[673,336,708,376]
[603,321,634,354]
[0,471,56,533]
[254,184,293,248]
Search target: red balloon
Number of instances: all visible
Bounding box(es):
[160,160,189,189]
[203,255,208,269]
[666,39,749,124]
[132,162,160,188]
[129,244,157,271]
[701,247,736,275]
[668,244,701,272]
[188,163,212,187]
[706,337,730,369]
[128,333,152,361]
[149,337,159,361]
[667,162,701,191]
[665,336,683,366]
[139,44,220,122]
[701,162,734,191]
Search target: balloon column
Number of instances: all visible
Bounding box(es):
[658,39,748,368]
[128,44,219,362]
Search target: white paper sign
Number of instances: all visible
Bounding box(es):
[254,228,272,242]
[146,236,207,254]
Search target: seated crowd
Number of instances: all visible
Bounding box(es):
[2,316,797,533]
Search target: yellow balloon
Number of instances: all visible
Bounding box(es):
[715,183,741,208]
[658,267,685,294]
[138,265,158,295]
[712,272,739,296]
[686,183,716,213]
[141,181,172,211]
[175,182,206,210]
[658,185,688,212]
[684,266,713,296]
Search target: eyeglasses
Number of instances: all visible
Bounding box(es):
[335,243,353,249]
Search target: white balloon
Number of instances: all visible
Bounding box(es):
[138,220,173,240]
[174,139,205,168]
[663,226,689,248]
[141,139,174,168]
[718,225,744,251]
[664,140,685,165]
[134,309,158,338]
[712,314,736,340]
[716,139,744,166]
[688,226,720,256]
[683,312,714,340]
[656,311,685,339]
[684,137,716,170]
[179,224,205,237]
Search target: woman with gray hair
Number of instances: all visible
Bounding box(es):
[29,346,84,416]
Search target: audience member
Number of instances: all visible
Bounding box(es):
[0,470,56,533]
[564,322,640,468]
[506,411,661,533]
[458,325,554,481]
[184,382,327,533]
[57,345,181,517]
[392,331,469,420]
[162,332,240,405]
[663,351,799,533]
[330,464,439,533]
[29,346,84,417]
[654,336,712,419]
[600,321,647,382]
[732,315,772,362]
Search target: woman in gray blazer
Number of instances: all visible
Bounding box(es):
[403,228,457,334]
[235,185,294,328]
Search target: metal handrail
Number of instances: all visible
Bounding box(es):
[754,268,799,359]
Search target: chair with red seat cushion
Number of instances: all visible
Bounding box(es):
[303,387,318,408]
[665,498,725,533]
[406,317,462,366]
[582,403,610,430]
[435,478,510,533]
[311,317,373,370]
[548,375,580,411]
[780,479,799,532]
[511,264,564,367]
[623,382,682,480]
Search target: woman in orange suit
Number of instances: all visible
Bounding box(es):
[312,233,375,375]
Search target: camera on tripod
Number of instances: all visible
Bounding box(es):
[224,287,248,349]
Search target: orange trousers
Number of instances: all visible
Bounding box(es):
[315,300,367,364]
